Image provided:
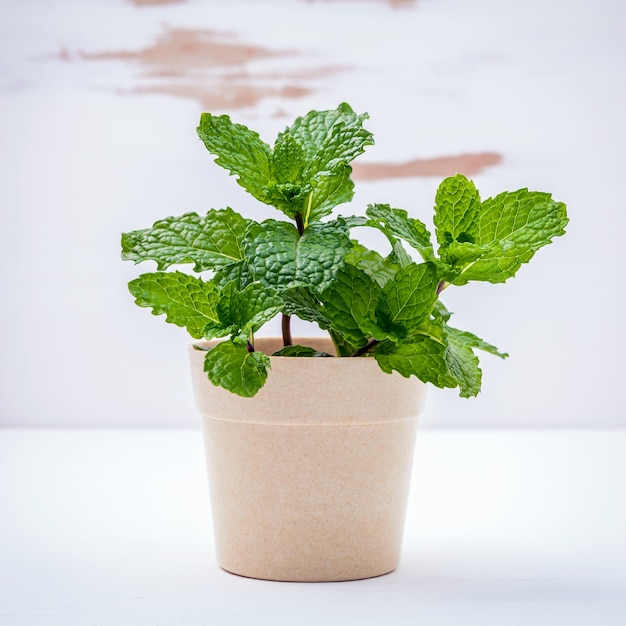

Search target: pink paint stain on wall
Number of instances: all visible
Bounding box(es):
[57,14,501,179]
[59,27,346,111]
[352,153,503,180]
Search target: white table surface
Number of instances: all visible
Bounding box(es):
[1,428,624,626]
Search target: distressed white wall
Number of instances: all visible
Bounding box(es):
[0,0,624,427]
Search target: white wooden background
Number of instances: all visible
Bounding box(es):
[0,0,624,427]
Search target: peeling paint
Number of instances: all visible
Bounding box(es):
[55,21,500,179]
[352,153,503,180]
[75,28,287,74]
[59,27,347,110]
[130,81,313,111]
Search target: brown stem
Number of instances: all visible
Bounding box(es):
[282,314,293,347]
[282,214,303,348]
[351,339,380,357]
[295,213,305,236]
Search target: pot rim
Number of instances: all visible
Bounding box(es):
[188,337,427,425]
[192,336,340,357]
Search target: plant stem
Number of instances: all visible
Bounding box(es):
[295,213,305,236]
[282,314,293,347]
[283,213,305,346]
[303,192,314,229]
[328,330,345,357]
[436,280,449,295]
[351,339,380,357]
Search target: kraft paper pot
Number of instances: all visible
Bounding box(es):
[188,338,427,582]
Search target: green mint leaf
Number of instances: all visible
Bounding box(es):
[245,219,352,292]
[443,331,482,398]
[305,163,355,225]
[373,333,480,397]
[266,133,308,218]
[443,319,510,397]
[128,271,226,339]
[330,331,361,357]
[388,240,414,268]
[272,345,333,357]
[337,215,369,229]
[203,341,270,397]
[197,106,372,224]
[445,325,508,359]
[121,208,248,272]
[366,204,435,262]
[244,220,298,286]
[375,337,458,390]
[432,299,452,322]
[451,240,531,284]
[216,282,283,336]
[433,174,481,249]
[319,264,383,348]
[478,188,568,249]
[443,240,486,266]
[197,113,272,205]
[213,260,253,290]
[375,262,439,339]
[374,322,505,397]
[450,183,568,285]
[270,133,306,184]
[280,287,331,330]
[344,242,399,288]
[282,103,374,224]
[284,102,372,168]
[266,183,308,219]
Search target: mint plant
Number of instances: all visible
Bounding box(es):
[122,103,567,398]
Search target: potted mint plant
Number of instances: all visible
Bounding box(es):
[122,103,567,581]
